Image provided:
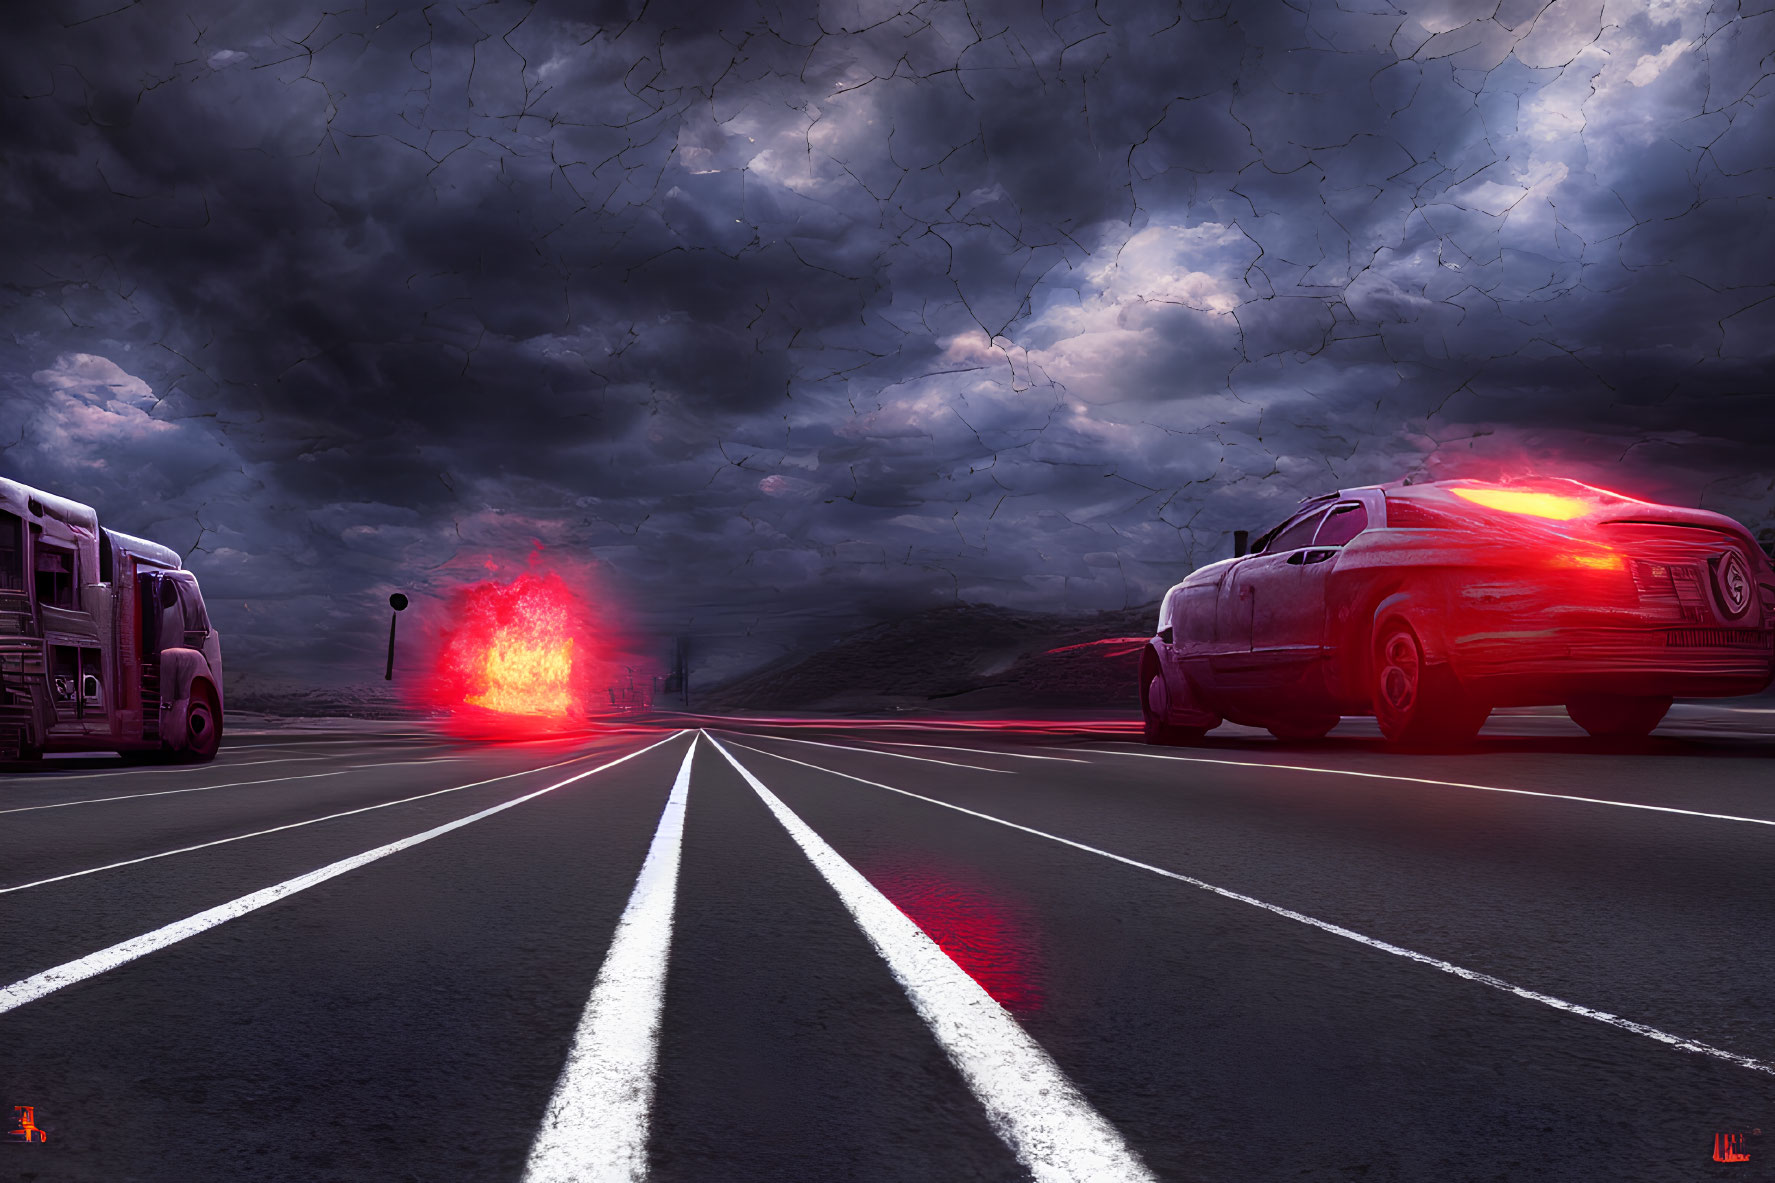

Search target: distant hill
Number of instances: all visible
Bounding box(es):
[225,678,421,720]
[697,602,1160,714]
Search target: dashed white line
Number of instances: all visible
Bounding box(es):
[522,737,696,1183]
[707,734,1157,1183]
[727,738,1775,1078]
[1071,747,1775,828]
[737,733,1013,773]
[0,750,630,896]
[0,732,687,1016]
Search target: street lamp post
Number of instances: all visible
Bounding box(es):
[385,593,409,680]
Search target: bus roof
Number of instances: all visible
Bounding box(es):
[105,528,182,570]
[0,475,99,534]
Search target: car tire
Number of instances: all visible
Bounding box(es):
[1266,716,1339,743]
[1372,622,1489,747]
[1566,694,1671,739]
[1141,658,1211,746]
[182,684,222,763]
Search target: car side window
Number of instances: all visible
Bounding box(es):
[1264,509,1328,554]
[1313,502,1368,547]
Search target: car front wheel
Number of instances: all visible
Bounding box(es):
[1141,659,1210,746]
[1372,623,1488,747]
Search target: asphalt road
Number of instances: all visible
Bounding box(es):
[2,707,1774,1182]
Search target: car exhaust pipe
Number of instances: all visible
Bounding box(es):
[1233,529,1249,557]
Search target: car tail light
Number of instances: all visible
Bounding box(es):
[1632,560,1677,596]
[1552,550,1624,571]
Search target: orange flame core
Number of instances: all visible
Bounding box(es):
[434,572,585,722]
[466,634,575,716]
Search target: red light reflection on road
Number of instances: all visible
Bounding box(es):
[1043,637,1151,658]
[865,859,1044,1014]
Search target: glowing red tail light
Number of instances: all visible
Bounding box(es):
[1452,487,1592,520]
[1551,550,1624,571]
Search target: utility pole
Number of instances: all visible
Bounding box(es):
[677,637,690,710]
[662,637,690,710]
[385,593,409,680]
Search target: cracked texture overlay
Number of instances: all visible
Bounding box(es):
[1,0,1771,687]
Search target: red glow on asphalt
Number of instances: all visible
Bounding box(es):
[426,571,594,735]
[866,860,1043,1013]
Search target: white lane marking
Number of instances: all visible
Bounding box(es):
[523,738,696,1183]
[728,738,1775,1078]
[0,732,688,1016]
[1070,747,1775,829]
[0,749,630,896]
[868,740,1089,763]
[0,757,322,785]
[706,734,1157,1182]
[736,733,1013,774]
[0,757,475,817]
[220,741,446,751]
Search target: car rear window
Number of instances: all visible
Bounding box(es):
[1314,502,1367,546]
[1265,509,1328,553]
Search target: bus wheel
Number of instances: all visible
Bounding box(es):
[183,685,222,762]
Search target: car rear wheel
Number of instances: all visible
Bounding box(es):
[1141,659,1210,746]
[1566,695,1671,739]
[182,684,222,763]
[1372,623,1489,748]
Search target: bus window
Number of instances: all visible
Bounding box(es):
[36,545,77,608]
[0,513,21,591]
[172,574,210,636]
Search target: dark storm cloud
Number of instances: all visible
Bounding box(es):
[0,0,1770,686]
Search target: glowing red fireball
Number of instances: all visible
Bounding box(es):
[429,572,589,727]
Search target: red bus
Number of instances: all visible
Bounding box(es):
[0,476,224,762]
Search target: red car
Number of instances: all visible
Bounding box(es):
[1139,477,1775,746]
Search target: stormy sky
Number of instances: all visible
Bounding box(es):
[1,0,1771,689]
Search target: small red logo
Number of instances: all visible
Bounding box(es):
[4,1106,46,1143]
[1713,1132,1750,1163]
